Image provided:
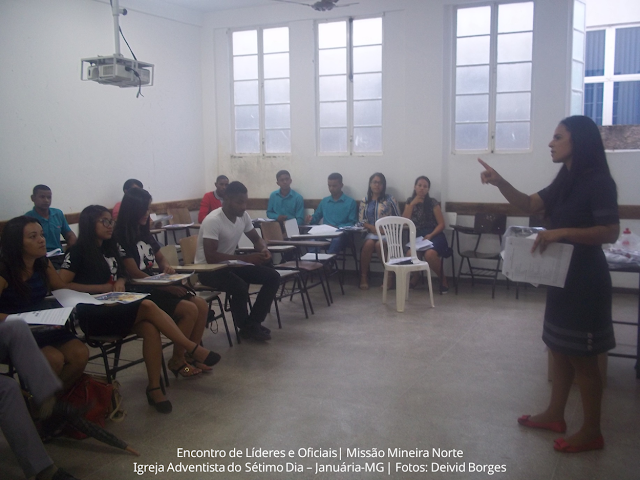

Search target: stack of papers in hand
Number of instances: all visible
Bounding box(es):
[307,225,339,235]
[219,260,254,266]
[53,289,149,306]
[6,307,74,326]
[501,235,573,288]
[165,222,194,228]
[388,256,413,265]
[135,273,192,283]
[407,237,434,251]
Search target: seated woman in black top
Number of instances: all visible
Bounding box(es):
[59,205,221,413]
[114,188,211,375]
[402,176,450,291]
[0,216,88,391]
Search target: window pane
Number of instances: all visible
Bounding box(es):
[457,36,490,65]
[233,55,258,80]
[354,100,382,126]
[497,63,532,92]
[456,95,489,123]
[614,27,640,75]
[456,65,489,94]
[496,93,531,121]
[319,22,346,49]
[319,102,347,127]
[264,79,289,104]
[319,76,347,101]
[573,30,584,61]
[234,80,259,105]
[354,127,382,153]
[585,83,604,125]
[353,17,382,46]
[573,1,586,31]
[571,60,583,90]
[235,106,259,129]
[320,129,347,153]
[353,73,382,100]
[265,130,291,153]
[613,81,640,125]
[263,27,289,54]
[571,91,583,116]
[455,123,488,150]
[236,130,260,153]
[457,6,491,37]
[495,122,530,150]
[232,30,257,55]
[498,2,533,33]
[264,53,289,79]
[319,49,347,75]
[497,32,532,62]
[265,104,290,129]
[353,45,382,73]
[585,30,605,76]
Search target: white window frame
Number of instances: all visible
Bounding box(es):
[230,26,291,156]
[316,15,383,156]
[584,23,640,126]
[453,1,534,154]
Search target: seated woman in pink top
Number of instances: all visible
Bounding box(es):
[198,175,228,223]
[112,178,143,221]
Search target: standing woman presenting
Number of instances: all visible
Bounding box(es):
[479,115,619,453]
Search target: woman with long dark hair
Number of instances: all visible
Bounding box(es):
[114,188,214,376]
[0,216,88,391]
[479,115,619,453]
[358,173,400,290]
[402,176,449,291]
[59,205,220,413]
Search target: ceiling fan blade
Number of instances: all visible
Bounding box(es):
[271,0,314,7]
[334,2,360,6]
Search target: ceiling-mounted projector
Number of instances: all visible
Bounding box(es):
[81,55,153,87]
[80,0,154,89]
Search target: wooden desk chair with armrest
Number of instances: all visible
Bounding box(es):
[172,239,235,347]
[260,221,333,308]
[235,232,311,327]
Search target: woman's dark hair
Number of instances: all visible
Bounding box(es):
[0,216,49,299]
[409,176,432,211]
[122,178,143,192]
[544,115,616,216]
[114,188,152,247]
[366,172,387,203]
[76,205,124,278]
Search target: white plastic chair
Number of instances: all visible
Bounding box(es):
[375,216,435,312]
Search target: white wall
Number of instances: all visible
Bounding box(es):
[0,0,205,219]
[584,0,640,27]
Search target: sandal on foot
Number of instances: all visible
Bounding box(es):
[190,345,221,367]
[185,354,213,372]
[168,361,201,378]
[146,387,172,414]
[518,415,567,433]
[553,435,604,453]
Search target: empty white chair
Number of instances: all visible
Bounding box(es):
[375,216,435,312]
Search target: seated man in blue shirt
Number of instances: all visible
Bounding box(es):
[305,173,357,254]
[267,170,304,226]
[25,185,76,264]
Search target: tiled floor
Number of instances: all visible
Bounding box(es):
[2,277,639,479]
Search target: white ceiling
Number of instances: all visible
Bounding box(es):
[159,0,299,13]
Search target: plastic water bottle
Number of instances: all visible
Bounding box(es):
[621,228,632,247]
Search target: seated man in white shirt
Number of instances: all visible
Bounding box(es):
[195,181,280,341]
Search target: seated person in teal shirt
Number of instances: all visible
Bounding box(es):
[267,170,305,226]
[305,173,357,254]
[25,185,76,264]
